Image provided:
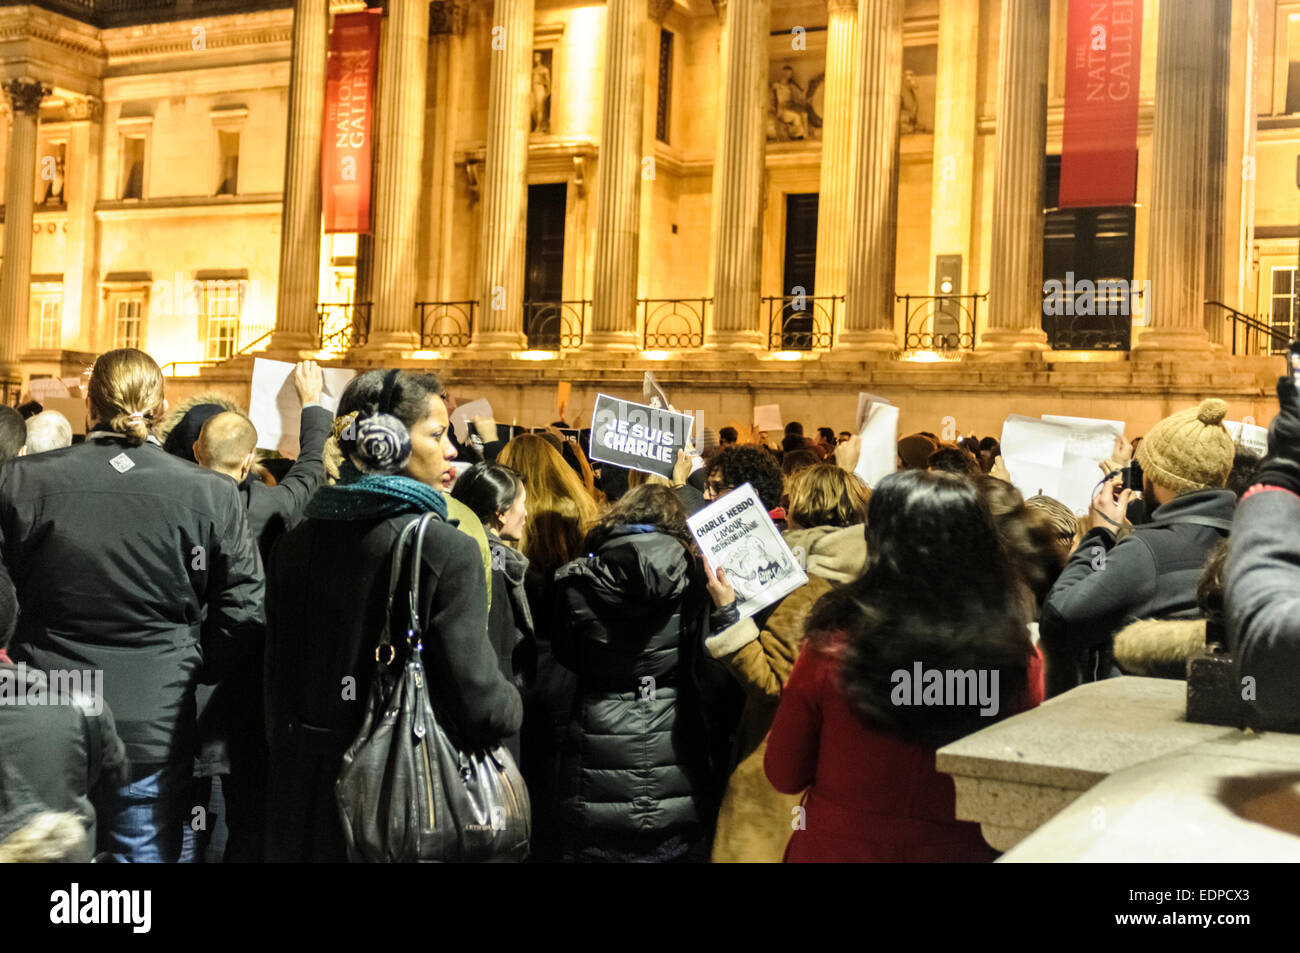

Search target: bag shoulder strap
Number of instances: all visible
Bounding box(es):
[1155,513,1234,533]
[375,516,425,664]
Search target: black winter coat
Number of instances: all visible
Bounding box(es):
[264,510,524,863]
[0,434,265,767]
[550,527,712,856]
[0,657,128,855]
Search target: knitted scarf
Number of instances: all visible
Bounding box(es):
[304,458,448,521]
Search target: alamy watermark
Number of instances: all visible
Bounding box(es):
[1042,272,1150,324]
[890,662,1000,717]
[0,664,104,715]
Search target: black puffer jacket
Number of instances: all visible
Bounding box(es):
[550,526,711,856]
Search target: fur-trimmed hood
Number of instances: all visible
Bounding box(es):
[156,391,245,444]
[782,524,867,584]
[1113,617,1207,679]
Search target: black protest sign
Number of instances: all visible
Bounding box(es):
[588,393,694,478]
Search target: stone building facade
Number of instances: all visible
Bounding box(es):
[0,0,1293,438]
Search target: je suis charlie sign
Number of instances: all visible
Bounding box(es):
[588,393,694,479]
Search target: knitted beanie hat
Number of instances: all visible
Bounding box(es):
[898,433,938,469]
[1135,398,1235,495]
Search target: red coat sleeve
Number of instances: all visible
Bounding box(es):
[764,639,831,795]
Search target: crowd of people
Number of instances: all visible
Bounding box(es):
[1,346,1298,863]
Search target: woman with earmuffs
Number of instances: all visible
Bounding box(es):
[263,369,523,863]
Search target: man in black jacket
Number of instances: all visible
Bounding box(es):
[188,360,331,861]
[1041,399,1237,696]
[0,350,264,862]
[1227,378,1300,728]
[0,560,127,861]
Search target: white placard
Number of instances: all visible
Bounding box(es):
[856,392,892,433]
[249,358,356,456]
[28,378,69,400]
[753,404,782,432]
[854,400,900,489]
[1224,420,1268,457]
[1041,414,1125,439]
[1000,415,1068,504]
[450,398,494,445]
[688,483,807,619]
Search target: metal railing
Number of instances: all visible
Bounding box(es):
[1208,300,1291,357]
[418,300,475,349]
[159,328,274,377]
[897,293,984,351]
[317,301,371,352]
[524,299,587,350]
[763,295,840,350]
[1040,283,1138,350]
[641,298,708,350]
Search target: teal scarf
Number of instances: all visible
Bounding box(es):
[305,459,448,521]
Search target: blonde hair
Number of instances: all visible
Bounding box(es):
[786,463,871,529]
[88,348,165,447]
[496,434,599,577]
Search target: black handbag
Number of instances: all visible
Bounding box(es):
[335,512,531,862]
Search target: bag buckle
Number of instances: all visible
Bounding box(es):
[375,644,396,665]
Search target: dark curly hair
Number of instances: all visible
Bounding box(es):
[707,445,784,511]
[584,483,694,552]
[807,470,1033,748]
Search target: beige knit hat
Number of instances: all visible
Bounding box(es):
[1135,398,1235,495]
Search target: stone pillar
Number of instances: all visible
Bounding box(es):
[1135,0,1215,353]
[1202,0,1232,346]
[64,96,103,354]
[928,0,979,294]
[0,78,48,394]
[588,0,647,349]
[270,0,329,352]
[476,0,535,350]
[366,0,430,350]
[813,0,857,303]
[979,0,1050,353]
[709,0,769,350]
[840,0,903,350]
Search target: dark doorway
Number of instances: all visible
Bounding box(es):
[1042,155,1137,350]
[524,182,568,348]
[779,192,820,349]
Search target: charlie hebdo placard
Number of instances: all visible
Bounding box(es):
[687,483,807,620]
[588,393,694,479]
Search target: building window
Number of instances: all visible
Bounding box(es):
[216,129,240,196]
[32,293,62,350]
[121,135,146,199]
[1271,266,1297,351]
[202,279,244,361]
[656,29,673,145]
[115,297,144,349]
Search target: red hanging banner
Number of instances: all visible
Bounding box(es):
[1059,0,1143,208]
[322,9,381,234]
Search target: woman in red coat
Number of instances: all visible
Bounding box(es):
[760,469,1044,862]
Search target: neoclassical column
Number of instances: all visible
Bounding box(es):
[840,0,903,350]
[64,95,103,354]
[270,0,329,352]
[928,0,979,294]
[364,0,429,351]
[0,78,49,393]
[1202,0,1232,346]
[1135,0,1215,353]
[979,0,1050,353]
[588,0,649,349]
[710,0,769,350]
[476,0,535,350]
[813,0,858,303]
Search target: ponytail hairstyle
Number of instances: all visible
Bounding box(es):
[87,348,165,447]
[335,369,444,474]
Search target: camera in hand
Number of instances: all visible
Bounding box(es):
[1121,459,1143,492]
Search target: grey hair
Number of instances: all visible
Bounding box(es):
[24,410,73,454]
